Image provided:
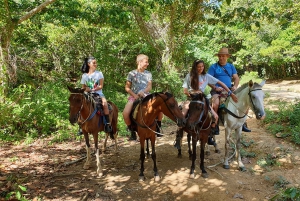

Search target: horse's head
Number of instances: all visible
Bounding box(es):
[186,93,209,131]
[156,92,186,128]
[248,80,266,120]
[68,86,85,125]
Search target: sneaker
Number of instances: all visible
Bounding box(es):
[104,123,112,133]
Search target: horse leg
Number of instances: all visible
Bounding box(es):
[175,128,183,158]
[83,133,92,170]
[103,133,108,153]
[200,139,208,178]
[93,133,103,177]
[139,139,146,181]
[146,139,150,158]
[223,128,231,169]
[236,129,246,171]
[213,135,221,154]
[151,138,160,181]
[114,131,118,153]
[187,133,192,160]
[189,139,197,179]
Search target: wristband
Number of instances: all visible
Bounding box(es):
[228,91,232,96]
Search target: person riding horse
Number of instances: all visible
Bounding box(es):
[208,47,251,133]
[79,57,112,134]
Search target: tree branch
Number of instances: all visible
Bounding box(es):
[18,0,57,24]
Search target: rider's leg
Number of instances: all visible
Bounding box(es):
[181,100,190,117]
[102,98,112,133]
[156,112,164,137]
[211,94,220,134]
[242,108,251,132]
[122,101,136,140]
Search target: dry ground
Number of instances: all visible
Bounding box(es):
[1,80,300,201]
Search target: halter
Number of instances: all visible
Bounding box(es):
[70,93,97,125]
[248,88,263,116]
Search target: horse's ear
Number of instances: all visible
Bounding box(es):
[259,80,266,87]
[67,85,73,92]
[248,80,254,88]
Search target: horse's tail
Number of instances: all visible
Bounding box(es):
[108,101,119,137]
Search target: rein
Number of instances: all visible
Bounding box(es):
[70,93,97,125]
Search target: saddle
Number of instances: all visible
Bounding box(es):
[88,92,113,115]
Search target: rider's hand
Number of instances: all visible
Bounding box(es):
[231,86,237,91]
[230,93,238,103]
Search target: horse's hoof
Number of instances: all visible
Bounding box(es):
[223,164,230,169]
[239,167,247,172]
[189,173,195,179]
[205,151,210,156]
[215,149,221,154]
[139,176,145,182]
[97,172,103,177]
[201,173,209,178]
[154,176,160,182]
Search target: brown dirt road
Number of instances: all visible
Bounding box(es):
[1,80,300,201]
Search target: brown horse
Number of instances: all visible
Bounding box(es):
[178,93,212,178]
[130,92,185,181]
[68,86,118,177]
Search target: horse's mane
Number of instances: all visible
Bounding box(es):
[233,83,248,94]
[234,82,262,94]
[142,92,173,103]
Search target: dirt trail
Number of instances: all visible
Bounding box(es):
[1,80,300,201]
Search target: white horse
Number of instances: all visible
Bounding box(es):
[222,80,266,171]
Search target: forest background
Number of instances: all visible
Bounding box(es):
[0,0,300,141]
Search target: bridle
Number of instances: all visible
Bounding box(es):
[70,93,97,125]
[135,92,181,133]
[189,97,212,135]
[226,88,263,119]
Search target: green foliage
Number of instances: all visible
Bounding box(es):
[271,187,300,201]
[262,101,300,145]
[2,174,29,201]
[0,79,70,142]
[257,153,280,168]
[240,71,263,85]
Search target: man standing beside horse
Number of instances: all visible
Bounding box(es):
[208,47,251,134]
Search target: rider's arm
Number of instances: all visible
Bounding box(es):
[217,81,238,103]
[232,74,239,91]
[82,84,92,92]
[92,78,103,92]
[125,81,139,99]
[183,88,190,97]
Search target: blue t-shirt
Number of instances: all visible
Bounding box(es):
[207,63,237,88]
